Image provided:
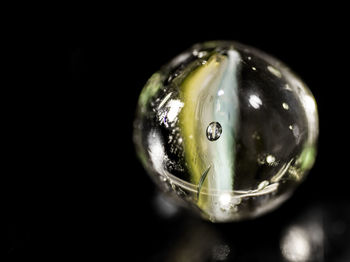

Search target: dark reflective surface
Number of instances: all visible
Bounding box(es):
[7,11,350,261]
[140,190,350,261]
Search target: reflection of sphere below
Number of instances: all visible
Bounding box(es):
[281,208,325,262]
[134,41,318,222]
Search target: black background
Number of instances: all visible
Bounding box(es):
[7,6,350,261]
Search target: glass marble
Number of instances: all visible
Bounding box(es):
[133,41,318,222]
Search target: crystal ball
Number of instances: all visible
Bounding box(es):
[133,41,318,222]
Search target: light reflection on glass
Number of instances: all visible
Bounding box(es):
[148,130,165,174]
[249,94,262,109]
[267,65,282,78]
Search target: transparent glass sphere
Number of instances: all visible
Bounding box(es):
[133,41,318,222]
